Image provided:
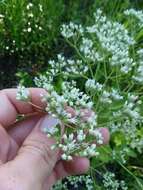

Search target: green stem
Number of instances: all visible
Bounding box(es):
[100,146,143,190]
[66,38,94,78]
[118,161,143,190]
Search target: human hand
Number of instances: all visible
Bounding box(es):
[0,88,110,190]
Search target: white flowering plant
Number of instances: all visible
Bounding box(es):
[16,4,143,190]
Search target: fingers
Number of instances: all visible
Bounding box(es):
[0,124,19,164]
[98,127,110,145]
[79,109,110,144]
[44,157,89,189]
[0,88,46,128]
[55,157,89,178]
[11,116,59,186]
[8,115,41,146]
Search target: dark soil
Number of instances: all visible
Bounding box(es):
[0,55,18,89]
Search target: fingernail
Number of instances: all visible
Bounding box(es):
[40,115,60,134]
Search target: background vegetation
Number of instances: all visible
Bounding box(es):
[0,1,143,189]
[1,0,141,89]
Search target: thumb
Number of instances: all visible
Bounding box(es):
[13,116,60,187]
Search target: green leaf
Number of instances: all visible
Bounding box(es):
[111,131,126,147]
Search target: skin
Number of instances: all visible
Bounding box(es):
[0,88,110,190]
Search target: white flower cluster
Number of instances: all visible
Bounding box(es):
[48,54,88,76]
[109,92,143,154]
[112,146,131,164]
[25,3,34,32]
[103,172,128,190]
[124,9,143,28]
[110,89,123,101]
[52,175,94,190]
[85,80,123,104]
[61,9,136,74]
[35,74,53,90]
[86,9,135,73]
[123,94,141,121]
[100,90,112,104]
[26,2,33,10]
[80,37,103,62]
[133,49,143,83]
[0,14,4,23]
[100,89,123,104]
[61,22,84,38]
[21,2,44,35]
[17,81,103,161]
[16,85,30,101]
[112,93,142,123]
[85,79,103,92]
[42,82,103,160]
[110,118,143,154]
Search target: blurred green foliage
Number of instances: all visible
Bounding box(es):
[0,0,64,56]
[0,0,143,88]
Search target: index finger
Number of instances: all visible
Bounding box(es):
[0,88,46,128]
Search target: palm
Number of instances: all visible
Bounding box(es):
[0,116,92,189]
